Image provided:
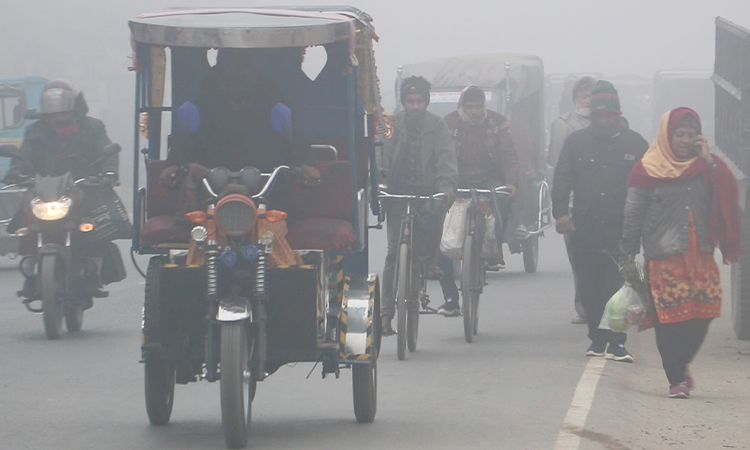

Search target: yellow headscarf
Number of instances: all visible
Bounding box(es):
[640,108,699,179]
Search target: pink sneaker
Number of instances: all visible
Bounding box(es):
[669,382,690,399]
[684,367,695,390]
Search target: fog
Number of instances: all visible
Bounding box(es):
[1,0,748,146]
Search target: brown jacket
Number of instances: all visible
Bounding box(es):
[444,110,519,187]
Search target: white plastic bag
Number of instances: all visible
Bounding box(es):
[480,213,503,262]
[599,283,648,333]
[440,198,470,260]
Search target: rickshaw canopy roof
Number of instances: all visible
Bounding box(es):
[129,6,374,49]
[400,53,544,104]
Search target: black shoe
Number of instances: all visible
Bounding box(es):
[586,341,607,357]
[381,315,396,336]
[606,344,634,363]
[437,300,460,317]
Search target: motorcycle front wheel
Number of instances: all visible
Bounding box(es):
[41,254,65,339]
[221,321,252,449]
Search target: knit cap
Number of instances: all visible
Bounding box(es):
[590,80,621,115]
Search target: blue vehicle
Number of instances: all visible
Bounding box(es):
[0,76,47,255]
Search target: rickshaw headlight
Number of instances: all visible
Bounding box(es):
[215,194,257,236]
[191,226,208,243]
[31,196,72,221]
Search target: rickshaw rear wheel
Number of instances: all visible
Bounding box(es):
[462,235,479,343]
[144,256,175,426]
[220,321,251,449]
[41,254,65,340]
[353,347,377,423]
[396,243,409,360]
[522,235,539,273]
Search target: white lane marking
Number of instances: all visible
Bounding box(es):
[554,357,607,450]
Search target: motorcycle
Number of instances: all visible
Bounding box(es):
[0,143,129,339]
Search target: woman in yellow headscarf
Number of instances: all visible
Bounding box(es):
[621,107,741,398]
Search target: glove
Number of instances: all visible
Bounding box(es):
[101,172,119,187]
[441,188,456,209]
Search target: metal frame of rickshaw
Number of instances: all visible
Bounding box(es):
[128,7,385,444]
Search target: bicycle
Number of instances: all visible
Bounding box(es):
[453,186,511,343]
[378,187,445,360]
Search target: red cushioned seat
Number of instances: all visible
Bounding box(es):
[286,218,357,251]
[140,215,192,248]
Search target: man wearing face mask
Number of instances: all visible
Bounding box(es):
[379,76,458,335]
[436,85,519,316]
[548,76,597,325]
[4,79,117,183]
[3,79,125,299]
[552,81,648,362]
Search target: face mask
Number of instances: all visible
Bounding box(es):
[575,106,591,117]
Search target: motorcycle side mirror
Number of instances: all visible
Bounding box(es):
[0,144,21,159]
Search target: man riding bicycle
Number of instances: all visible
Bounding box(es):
[437,85,519,316]
[380,76,458,335]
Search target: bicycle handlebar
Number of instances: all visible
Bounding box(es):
[378,186,446,201]
[456,186,511,196]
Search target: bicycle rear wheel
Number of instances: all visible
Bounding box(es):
[396,243,409,360]
[407,299,419,352]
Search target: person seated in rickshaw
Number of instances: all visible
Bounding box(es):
[163,48,321,208]
[437,85,519,316]
[380,76,458,335]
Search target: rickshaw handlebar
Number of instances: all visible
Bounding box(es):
[201,165,291,200]
[378,185,510,200]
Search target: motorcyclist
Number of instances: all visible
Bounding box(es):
[437,85,519,316]
[163,48,320,205]
[3,79,126,301]
[379,75,458,335]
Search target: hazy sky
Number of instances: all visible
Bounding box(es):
[1,0,748,121]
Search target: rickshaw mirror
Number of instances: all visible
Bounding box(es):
[208,167,231,192]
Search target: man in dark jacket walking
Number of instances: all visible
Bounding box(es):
[552,81,648,362]
[436,85,519,316]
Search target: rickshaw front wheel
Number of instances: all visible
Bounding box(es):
[220,321,251,449]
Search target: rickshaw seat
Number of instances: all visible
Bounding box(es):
[140,215,192,248]
[146,159,180,218]
[288,160,354,222]
[286,218,356,251]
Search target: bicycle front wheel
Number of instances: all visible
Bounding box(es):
[462,235,480,343]
[396,243,409,360]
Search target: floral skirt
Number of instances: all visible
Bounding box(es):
[647,212,722,324]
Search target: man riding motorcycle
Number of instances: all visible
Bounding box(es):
[3,79,126,300]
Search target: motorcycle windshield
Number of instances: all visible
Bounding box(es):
[35,173,73,202]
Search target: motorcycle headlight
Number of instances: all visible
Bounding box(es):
[30,196,72,221]
[215,194,257,236]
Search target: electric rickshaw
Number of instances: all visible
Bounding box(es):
[129,7,383,448]
[396,53,552,273]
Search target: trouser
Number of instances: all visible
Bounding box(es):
[564,234,585,319]
[437,190,508,303]
[381,201,442,318]
[571,250,626,345]
[654,317,712,385]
